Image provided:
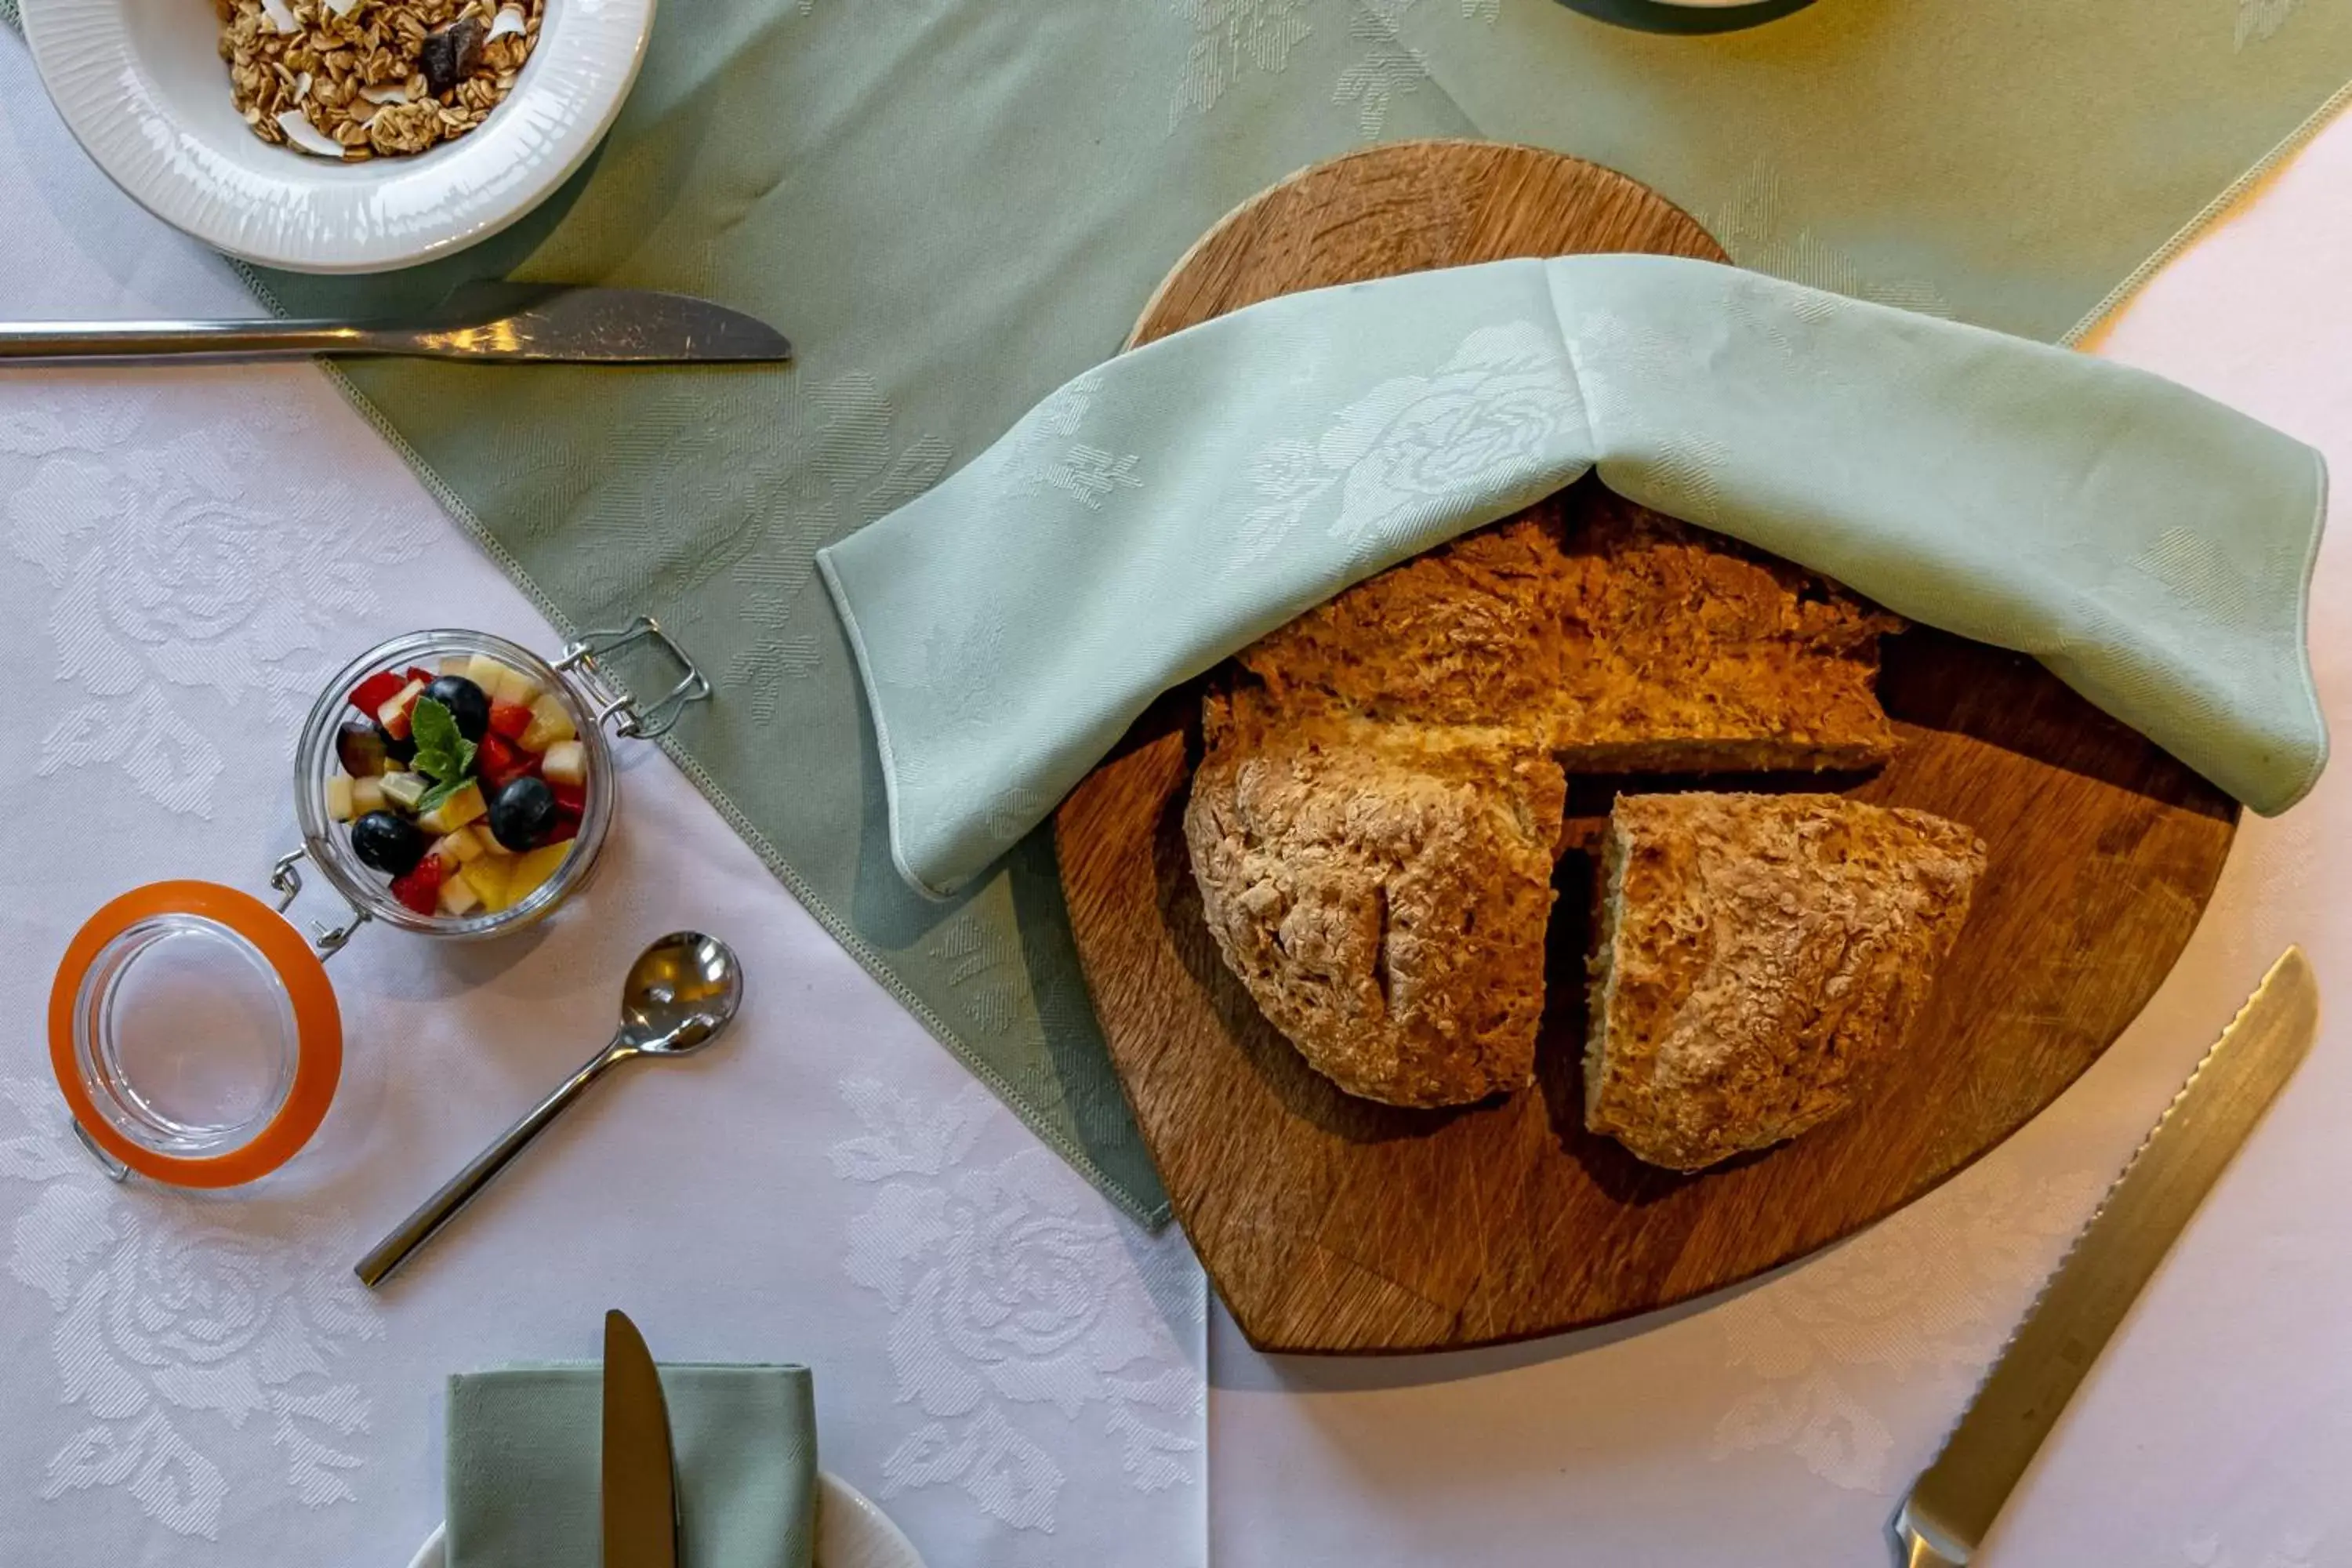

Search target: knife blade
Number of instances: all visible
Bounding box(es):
[1894,946,2318,1567]
[604,1308,682,1568]
[0,285,792,365]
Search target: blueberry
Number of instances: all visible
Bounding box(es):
[485,775,557,851]
[350,811,428,877]
[422,675,490,741]
[335,717,388,777]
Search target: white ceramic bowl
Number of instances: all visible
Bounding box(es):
[19,0,654,274]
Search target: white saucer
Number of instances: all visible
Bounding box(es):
[407,1472,924,1568]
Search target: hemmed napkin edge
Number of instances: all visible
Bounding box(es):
[815,550,958,902]
[2267,441,2332,815]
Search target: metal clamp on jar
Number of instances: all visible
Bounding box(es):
[47,618,709,1190]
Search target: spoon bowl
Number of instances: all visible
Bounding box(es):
[355,930,746,1287]
[619,931,745,1054]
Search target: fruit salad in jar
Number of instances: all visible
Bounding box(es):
[325,651,593,920]
[44,619,699,1191]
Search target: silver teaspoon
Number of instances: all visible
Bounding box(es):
[355,931,745,1288]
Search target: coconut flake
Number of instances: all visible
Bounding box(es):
[358,82,413,104]
[260,0,300,32]
[325,0,364,15]
[486,5,526,39]
[275,108,348,158]
[294,71,313,100]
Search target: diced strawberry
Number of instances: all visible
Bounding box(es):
[548,781,586,816]
[388,855,445,916]
[541,811,580,847]
[488,699,535,741]
[404,666,436,686]
[350,670,405,716]
[478,731,528,788]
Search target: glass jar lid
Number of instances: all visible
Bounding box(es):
[49,881,342,1189]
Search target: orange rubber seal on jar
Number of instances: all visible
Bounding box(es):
[49,881,343,1189]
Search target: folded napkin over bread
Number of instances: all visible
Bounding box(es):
[447,1363,815,1568]
[818,255,2328,899]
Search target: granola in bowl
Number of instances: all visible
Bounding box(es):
[216,0,543,160]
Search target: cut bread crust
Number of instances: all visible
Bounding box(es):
[1184,688,1565,1108]
[1240,485,1904,774]
[1185,483,1915,1111]
[1584,791,1987,1171]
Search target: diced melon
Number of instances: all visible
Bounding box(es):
[437,874,481,916]
[376,678,426,739]
[379,771,430,812]
[503,843,574,906]
[325,775,356,821]
[518,691,576,752]
[440,655,473,676]
[463,653,510,695]
[488,663,542,708]
[350,776,387,815]
[417,780,486,835]
[435,826,487,864]
[539,739,588,788]
[460,854,512,912]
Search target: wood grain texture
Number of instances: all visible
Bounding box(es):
[1055,140,2239,1354]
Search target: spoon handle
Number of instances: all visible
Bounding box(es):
[355,1040,634,1288]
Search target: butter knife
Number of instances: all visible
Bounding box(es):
[0,285,790,365]
[604,1309,683,1568]
[1894,946,2318,1566]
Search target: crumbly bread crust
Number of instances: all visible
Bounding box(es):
[1187,486,1911,1109]
[1184,687,1566,1107]
[1240,486,1904,772]
[1584,791,1986,1171]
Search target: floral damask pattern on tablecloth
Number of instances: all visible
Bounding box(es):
[1708,1163,2105,1493]
[0,1079,380,1541]
[832,1077,1203,1533]
[1171,0,1497,138]
[2239,0,2304,48]
[1,389,426,816]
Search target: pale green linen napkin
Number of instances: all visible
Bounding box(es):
[821,255,2328,898]
[446,1364,815,1568]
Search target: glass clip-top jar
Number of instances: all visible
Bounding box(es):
[48,618,710,1192]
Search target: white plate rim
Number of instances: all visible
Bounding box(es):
[405,1471,924,1568]
[19,0,655,273]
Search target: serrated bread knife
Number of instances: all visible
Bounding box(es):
[1895,946,2318,1566]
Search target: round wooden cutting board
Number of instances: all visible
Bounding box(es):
[1055,140,2239,1355]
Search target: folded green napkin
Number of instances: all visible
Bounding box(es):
[820,255,2328,899]
[447,1364,815,1568]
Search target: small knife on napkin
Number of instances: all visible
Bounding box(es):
[1893,946,2318,1566]
[0,285,791,365]
[605,1309,683,1568]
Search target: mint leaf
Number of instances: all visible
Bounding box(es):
[410,698,477,785]
[416,775,472,815]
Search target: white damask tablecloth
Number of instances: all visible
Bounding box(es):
[2,23,2349,1568]
[0,36,1204,1568]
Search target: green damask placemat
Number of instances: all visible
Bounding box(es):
[15,0,2347,1224]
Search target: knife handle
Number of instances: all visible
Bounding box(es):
[0,321,390,362]
[1893,1503,1969,1567]
[355,1037,634,1287]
